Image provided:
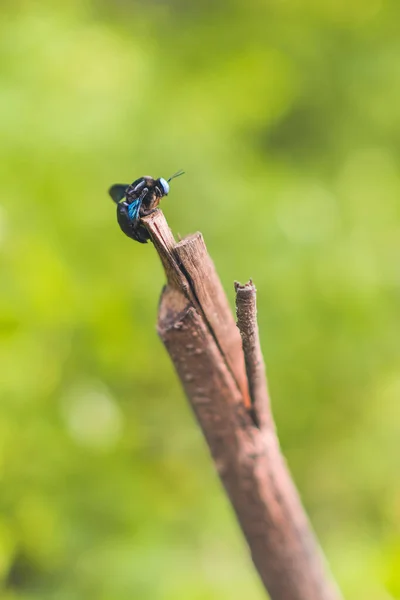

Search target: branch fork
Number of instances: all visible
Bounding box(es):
[141,209,342,600]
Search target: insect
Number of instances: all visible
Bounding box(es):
[108,170,185,243]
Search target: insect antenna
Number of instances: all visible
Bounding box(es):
[167,169,185,183]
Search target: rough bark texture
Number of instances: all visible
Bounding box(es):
[176,235,250,406]
[141,209,342,600]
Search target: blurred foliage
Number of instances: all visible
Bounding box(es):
[0,0,400,598]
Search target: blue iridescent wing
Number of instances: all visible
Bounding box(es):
[127,198,142,221]
[108,184,129,204]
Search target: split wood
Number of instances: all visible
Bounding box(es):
[142,209,342,600]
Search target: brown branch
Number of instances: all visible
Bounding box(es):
[141,209,342,600]
[175,235,250,406]
[235,280,272,430]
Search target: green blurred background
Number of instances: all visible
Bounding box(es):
[1,0,400,598]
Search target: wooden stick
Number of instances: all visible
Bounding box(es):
[234,280,271,429]
[175,235,251,407]
[141,209,342,600]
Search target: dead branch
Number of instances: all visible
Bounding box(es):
[141,209,342,600]
[235,280,271,429]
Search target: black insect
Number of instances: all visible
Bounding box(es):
[108,170,185,243]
